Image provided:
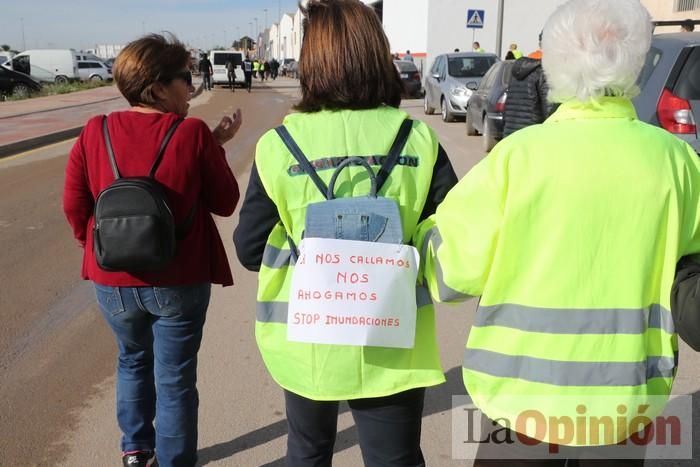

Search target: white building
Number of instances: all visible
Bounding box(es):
[292,8,304,60]
[278,13,295,60]
[269,23,280,60]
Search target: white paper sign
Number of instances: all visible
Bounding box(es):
[287,238,420,348]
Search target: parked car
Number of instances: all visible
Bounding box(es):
[103,57,116,69]
[209,50,245,87]
[0,51,14,66]
[424,52,498,122]
[634,32,699,153]
[280,58,296,76]
[465,60,515,151]
[394,60,422,98]
[77,60,112,81]
[286,60,299,79]
[0,66,42,99]
[2,49,80,83]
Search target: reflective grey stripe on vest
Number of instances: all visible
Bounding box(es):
[475,303,675,335]
[262,245,295,269]
[257,285,433,324]
[422,227,472,302]
[463,348,677,387]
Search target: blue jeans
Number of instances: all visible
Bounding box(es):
[95,282,211,467]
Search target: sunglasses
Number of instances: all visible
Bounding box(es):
[167,70,192,86]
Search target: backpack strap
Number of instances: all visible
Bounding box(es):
[275,125,330,199]
[102,115,121,180]
[375,119,413,192]
[149,117,184,178]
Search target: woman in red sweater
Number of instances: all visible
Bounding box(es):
[63,34,241,467]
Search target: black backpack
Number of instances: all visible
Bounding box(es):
[93,116,195,272]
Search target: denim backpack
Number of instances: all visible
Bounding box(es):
[275,119,413,254]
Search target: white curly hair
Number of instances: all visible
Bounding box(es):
[542,0,652,103]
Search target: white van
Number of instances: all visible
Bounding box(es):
[2,49,80,83]
[209,50,245,88]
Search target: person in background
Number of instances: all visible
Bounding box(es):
[403,49,414,62]
[416,0,698,464]
[225,58,236,92]
[528,31,544,59]
[198,53,213,91]
[508,43,523,59]
[234,1,457,465]
[502,32,553,137]
[243,55,253,92]
[472,41,485,53]
[63,34,242,467]
[681,18,695,32]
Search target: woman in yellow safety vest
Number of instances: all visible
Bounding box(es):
[234,0,457,465]
[416,0,700,464]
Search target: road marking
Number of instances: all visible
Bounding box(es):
[0,138,76,164]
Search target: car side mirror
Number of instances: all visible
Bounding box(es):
[466,81,478,91]
[432,73,441,81]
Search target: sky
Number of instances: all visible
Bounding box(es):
[2,0,302,52]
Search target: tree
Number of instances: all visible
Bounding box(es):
[1,45,10,52]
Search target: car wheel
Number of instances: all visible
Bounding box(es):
[423,94,435,115]
[90,75,103,81]
[483,116,497,152]
[465,108,478,136]
[11,83,30,99]
[441,98,455,122]
[54,75,68,84]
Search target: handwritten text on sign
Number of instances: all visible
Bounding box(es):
[287,238,420,348]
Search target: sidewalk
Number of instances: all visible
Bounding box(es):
[0,80,203,158]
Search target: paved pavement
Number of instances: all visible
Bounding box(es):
[0,79,204,157]
[1,77,699,466]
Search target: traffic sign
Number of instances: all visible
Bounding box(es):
[467,9,485,29]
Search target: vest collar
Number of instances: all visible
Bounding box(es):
[547,97,638,123]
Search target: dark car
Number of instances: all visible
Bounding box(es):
[634,32,700,153]
[394,60,422,98]
[0,65,42,99]
[465,60,514,151]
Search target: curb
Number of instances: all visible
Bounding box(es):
[0,81,206,160]
[0,126,84,159]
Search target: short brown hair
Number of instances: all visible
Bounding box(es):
[295,0,403,112]
[113,33,190,107]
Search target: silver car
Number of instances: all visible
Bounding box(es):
[77,61,112,81]
[424,52,498,122]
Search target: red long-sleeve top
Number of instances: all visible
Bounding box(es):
[63,111,239,286]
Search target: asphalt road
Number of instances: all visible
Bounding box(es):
[1,79,699,466]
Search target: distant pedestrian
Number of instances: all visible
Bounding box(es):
[252,59,260,78]
[403,49,414,62]
[243,55,253,92]
[63,33,242,467]
[472,41,485,53]
[528,31,544,59]
[681,19,695,32]
[199,53,213,91]
[225,58,236,92]
[503,32,555,137]
[508,43,523,59]
[270,58,280,79]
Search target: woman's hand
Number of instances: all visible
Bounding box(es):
[212,109,243,146]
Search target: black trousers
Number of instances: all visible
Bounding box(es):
[244,73,252,92]
[284,388,426,467]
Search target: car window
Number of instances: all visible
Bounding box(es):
[478,66,497,91]
[438,57,447,78]
[430,56,441,74]
[213,53,243,66]
[395,61,417,72]
[501,62,514,86]
[78,62,90,69]
[637,47,662,90]
[447,56,496,78]
[674,46,700,100]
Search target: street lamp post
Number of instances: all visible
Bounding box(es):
[20,17,26,51]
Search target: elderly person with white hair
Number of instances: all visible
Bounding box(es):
[416,0,700,464]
